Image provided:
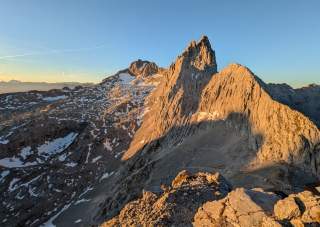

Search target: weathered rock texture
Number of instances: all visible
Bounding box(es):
[125,36,320,175]
[102,170,231,227]
[102,171,320,227]
[198,64,320,173]
[194,187,281,227]
[194,187,320,226]
[123,35,218,160]
[274,190,320,226]
[128,59,162,79]
[267,83,320,128]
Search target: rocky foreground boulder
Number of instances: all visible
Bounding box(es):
[102,171,320,227]
[195,188,320,226]
[101,170,231,226]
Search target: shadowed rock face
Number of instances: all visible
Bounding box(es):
[267,83,320,128]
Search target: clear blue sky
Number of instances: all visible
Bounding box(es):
[0,0,319,86]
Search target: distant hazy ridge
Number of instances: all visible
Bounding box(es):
[0,80,94,94]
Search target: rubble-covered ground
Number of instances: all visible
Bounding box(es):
[0,61,163,226]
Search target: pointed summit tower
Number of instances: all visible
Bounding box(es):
[123,36,218,160]
[181,35,217,73]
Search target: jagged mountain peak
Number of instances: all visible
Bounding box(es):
[123,37,220,160]
[128,59,160,78]
[163,36,218,87]
[129,59,149,68]
[178,35,217,73]
[101,59,162,85]
[185,35,210,50]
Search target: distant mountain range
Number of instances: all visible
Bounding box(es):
[0,80,94,94]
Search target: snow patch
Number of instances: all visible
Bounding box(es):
[195,111,220,122]
[42,95,66,102]
[100,171,114,182]
[103,138,113,151]
[91,156,102,163]
[0,156,37,168]
[119,73,134,84]
[58,153,68,162]
[37,132,78,160]
[0,138,9,144]
[65,162,77,167]
[41,202,72,227]
[0,170,10,182]
[20,146,32,159]
[79,186,93,198]
[0,133,77,168]
[8,178,20,191]
[74,198,91,205]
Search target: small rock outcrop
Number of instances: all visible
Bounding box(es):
[194,188,281,227]
[101,171,231,226]
[128,59,161,78]
[195,189,320,226]
[274,190,320,226]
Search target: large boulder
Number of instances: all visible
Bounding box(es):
[194,188,281,227]
[274,190,320,226]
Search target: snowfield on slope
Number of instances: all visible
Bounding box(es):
[0,132,78,168]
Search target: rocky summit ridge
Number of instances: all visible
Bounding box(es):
[0,36,319,226]
[123,35,218,160]
[124,36,320,182]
